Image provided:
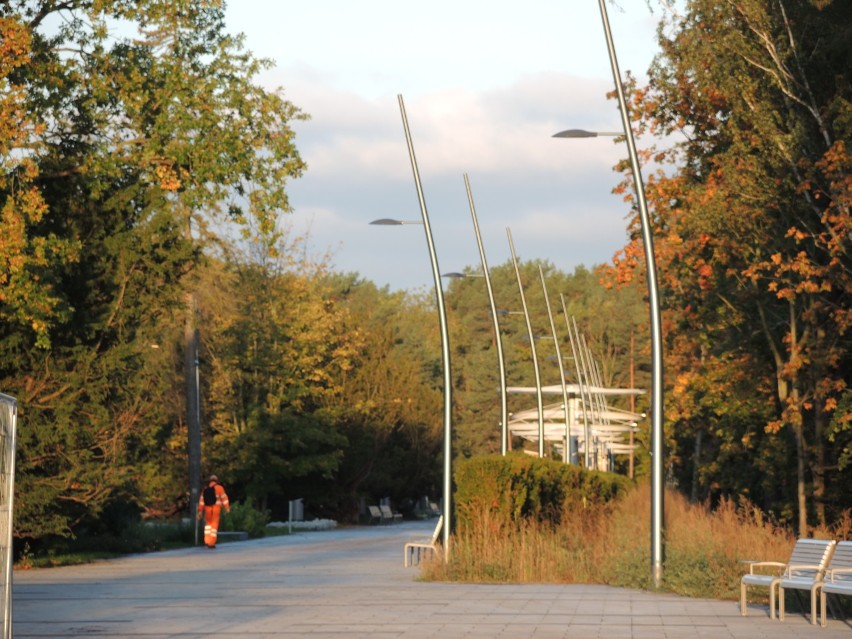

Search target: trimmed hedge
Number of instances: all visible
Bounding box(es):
[454,453,632,529]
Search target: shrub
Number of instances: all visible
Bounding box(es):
[219,501,270,538]
[453,453,631,531]
[15,520,196,567]
[425,454,632,583]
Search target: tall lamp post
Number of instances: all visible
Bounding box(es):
[369,94,452,557]
[538,267,573,464]
[463,174,509,455]
[555,0,666,587]
[580,332,607,470]
[507,228,545,458]
[564,311,593,468]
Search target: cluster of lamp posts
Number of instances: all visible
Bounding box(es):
[370,0,665,588]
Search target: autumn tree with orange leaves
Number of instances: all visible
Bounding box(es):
[1,0,307,539]
[608,0,851,535]
[0,15,78,348]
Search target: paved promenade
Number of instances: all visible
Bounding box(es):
[12,520,851,638]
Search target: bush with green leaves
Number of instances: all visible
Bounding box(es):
[218,501,270,538]
[454,453,632,530]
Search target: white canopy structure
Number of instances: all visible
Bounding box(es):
[506,385,646,471]
[506,384,645,397]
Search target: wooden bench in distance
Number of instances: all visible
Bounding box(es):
[368,505,383,525]
[380,504,402,523]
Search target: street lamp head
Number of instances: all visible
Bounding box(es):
[370,218,423,226]
[552,129,621,138]
[441,272,466,278]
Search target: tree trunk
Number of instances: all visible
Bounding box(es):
[691,428,702,504]
[761,297,809,537]
[793,423,808,538]
[789,302,808,538]
[813,401,826,528]
[794,415,808,538]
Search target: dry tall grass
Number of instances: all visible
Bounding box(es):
[425,500,612,583]
[423,484,850,600]
[602,487,795,598]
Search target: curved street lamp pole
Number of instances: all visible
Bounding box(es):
[398,94,453,557]
[596,0,666,588]
[559,296,592,467]
[567,313,594,468]
[579,332,606,470]
[538,267,573,464]
[507,228,545,458]
[371,95,453,558]
[463,175,509,455]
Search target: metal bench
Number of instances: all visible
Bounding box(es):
[404,516,443,567]
[368,505,383,525]
[740,538,836,619]
[779,540,841,624]
[380,504,402,524]
[820,541,852,627]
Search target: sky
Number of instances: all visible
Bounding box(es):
[224,1,666,291]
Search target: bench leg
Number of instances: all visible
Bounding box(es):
[811,584,820,625]
[779,585,785,621]
[740,582,747,616]
[770,582,778,620]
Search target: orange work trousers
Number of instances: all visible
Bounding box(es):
[202,505,222,547]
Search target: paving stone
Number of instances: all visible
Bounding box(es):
[12,521,852,638]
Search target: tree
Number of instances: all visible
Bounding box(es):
[1,0,306,539]
[615,0,851,532]
[199,249,357,514]
[0,13,77,348]
[324,277,444,521]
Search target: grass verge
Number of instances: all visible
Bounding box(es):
[422,484,851,602]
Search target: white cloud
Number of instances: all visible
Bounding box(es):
[225,0,662,290]
[288,74,631,182]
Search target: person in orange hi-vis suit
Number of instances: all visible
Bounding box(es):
[198,474,230,548]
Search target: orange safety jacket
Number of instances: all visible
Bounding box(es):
[199,482,230,513]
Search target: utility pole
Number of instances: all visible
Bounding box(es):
[186,313,201,546]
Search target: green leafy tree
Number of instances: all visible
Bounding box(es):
[199,247,358,514]
[0,13,78,348]
[1,0,306,539]
[323,277,444,520]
